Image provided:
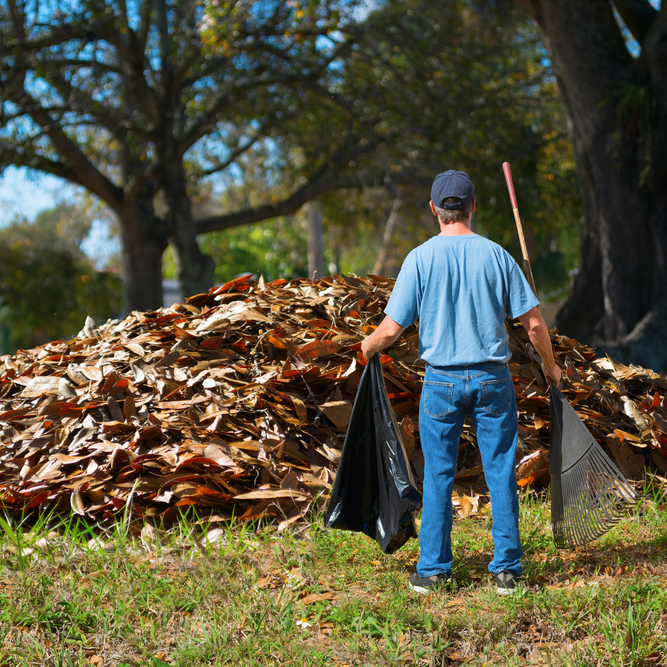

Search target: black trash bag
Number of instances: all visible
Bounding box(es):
[325,354,422,554]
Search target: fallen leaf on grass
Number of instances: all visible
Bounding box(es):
[5,546,33,557]
[151,657,172,667]
[299,592,337,605]
[445,598,464,607]
[536,621,552,636]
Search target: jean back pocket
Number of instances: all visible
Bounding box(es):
[480,377,512,415]
[424,380,455,418]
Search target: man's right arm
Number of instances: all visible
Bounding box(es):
[518,306,561,385]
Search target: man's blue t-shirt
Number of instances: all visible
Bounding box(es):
[385,234,539,366]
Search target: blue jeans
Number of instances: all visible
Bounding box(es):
[417,362,523,577]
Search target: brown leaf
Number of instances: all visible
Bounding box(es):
[295,340,341,361]
[280,472,300,490]
[319,400,352,428]
[80,365,103,382]
[516,448,549,487]
[299,592,336,605]
[38,401,80,417]
[107,396,125,423]
[23,377,62,394]
[123,395,137,420]
[70,488,85,516]
[536,621,552,636]
[234,489,308,501]
[651,450,667,474]
[291,396,308,422]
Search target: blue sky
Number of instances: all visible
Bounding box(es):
[0,167,72,221]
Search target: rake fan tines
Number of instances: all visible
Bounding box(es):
[550,386,640,549]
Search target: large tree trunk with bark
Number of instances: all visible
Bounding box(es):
[119,196,168,313]
[160,164,216,301]
[514,0,667,369]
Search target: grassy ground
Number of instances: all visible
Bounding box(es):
[0,481,666,667]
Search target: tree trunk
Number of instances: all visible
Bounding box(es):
[120,197,168,313]
[373,198,401,276]
[307,201,326,278]
[162,166,216,301]
[515,0,667,369]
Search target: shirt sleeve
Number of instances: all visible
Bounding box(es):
[384,251,420,328]
[506,257,540,319]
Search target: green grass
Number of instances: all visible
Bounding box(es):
[0,482,665,666]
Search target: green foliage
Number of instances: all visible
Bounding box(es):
[0,205,122,353]
[338,0,584,293]
[163,217,309,284]
[205,217,310,282]
[201,0,584,293]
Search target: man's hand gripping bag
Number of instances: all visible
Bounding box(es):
[325,354,422,553]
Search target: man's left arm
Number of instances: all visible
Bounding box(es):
[361,316,405,359]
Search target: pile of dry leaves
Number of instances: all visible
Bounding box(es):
[0,274,665,526]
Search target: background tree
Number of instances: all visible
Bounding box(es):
[213,0,583,292]
[506,0,667,368]
[0,204,122,352]
[0,0,362,310]
[333,0,583,293]
[0,0,585,328]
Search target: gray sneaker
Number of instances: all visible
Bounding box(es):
[495,570,521,595]
[409,571,449,594]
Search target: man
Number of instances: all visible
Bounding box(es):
[360,170,561,595]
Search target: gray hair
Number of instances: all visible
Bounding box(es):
[434,197,474,224]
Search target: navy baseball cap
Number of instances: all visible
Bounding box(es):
[431,170,475,210]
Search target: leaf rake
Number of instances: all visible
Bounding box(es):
[550,385,640,548]
[502,161,640,549]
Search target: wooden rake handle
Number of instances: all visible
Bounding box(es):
[503,162,537,296]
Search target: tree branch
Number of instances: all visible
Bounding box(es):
[0,149,83,187]
[194,145,364,235]
[47,73,129,143]
[193,121,275,178]
[6,25,91,52]
[33,58,124,76]
[15,89,124,211]
[181,39,351,152]
[613,0,658,45]
[182,70,317,152]
[73,19,161,127]
[6,16,161,129]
